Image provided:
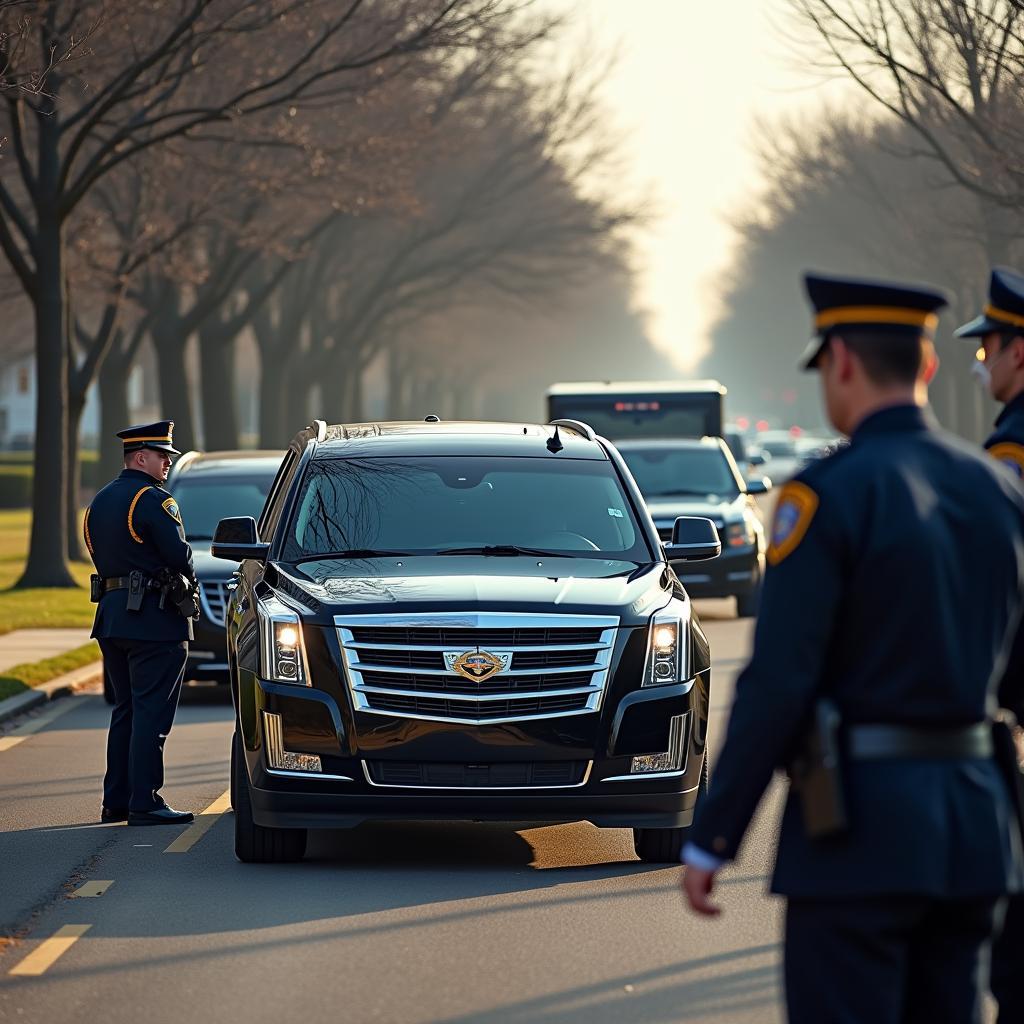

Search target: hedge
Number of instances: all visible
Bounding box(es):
[0,457,103,509]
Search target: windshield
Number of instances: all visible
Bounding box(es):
[547,396,718,440]
[619,447,742,500]
[282,456,651,562]
[170,474,275,540]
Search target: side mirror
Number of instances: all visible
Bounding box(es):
[212,516,270,562]
[746,476,772,495]
[663,516,721,562]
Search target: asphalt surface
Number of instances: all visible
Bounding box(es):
[0,602,789,1024]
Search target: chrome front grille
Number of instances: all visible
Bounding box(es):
[336,613,619,724]
[199,581,231,628]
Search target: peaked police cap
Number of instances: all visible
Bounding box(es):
[954,266,1024,339]
[800,272,948,370]
[117,420,180,456]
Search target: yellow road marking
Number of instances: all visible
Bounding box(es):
[0,699,81,753]
[9,925,91,976]
[71,881,113,899]
[163,789,231,854]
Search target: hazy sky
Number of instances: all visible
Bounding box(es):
[554,0,853,370]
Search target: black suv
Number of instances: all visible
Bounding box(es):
[616,438,770,618]
[214,420,720,864]
[167,451,283,683]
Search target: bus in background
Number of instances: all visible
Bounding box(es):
[546,380,726,441]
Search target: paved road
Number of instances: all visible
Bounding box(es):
[0,603,789,1024]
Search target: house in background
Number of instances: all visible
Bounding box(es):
[0,344,103,450]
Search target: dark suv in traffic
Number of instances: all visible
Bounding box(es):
[616,438,770,617]
[214,419,720,864]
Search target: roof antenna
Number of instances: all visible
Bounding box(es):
[547,424,563,453]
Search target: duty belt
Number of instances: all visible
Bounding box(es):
[847,722,992,760]
[99,576,154,593]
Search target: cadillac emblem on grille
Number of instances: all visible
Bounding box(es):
[445,649,512,682]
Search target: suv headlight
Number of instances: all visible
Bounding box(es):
[644,611,690,686]
[257,594,310,686]
[726,520,755,548]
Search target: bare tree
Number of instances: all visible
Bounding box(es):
[788,0,1024,254]
[703,111,1009,438]
[0,0,553,586]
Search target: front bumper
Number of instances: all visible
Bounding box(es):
[242,675,708,831]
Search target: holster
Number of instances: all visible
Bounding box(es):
[125,570,147,612]
[788,698,849,840]
[89,574,103,603]
[156,568,200,619]
[992,712,1024,852]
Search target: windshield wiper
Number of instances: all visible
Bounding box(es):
[646,490,724,498]
[297,549,412,561]
[435,545,567,557]
[188,534,214,541]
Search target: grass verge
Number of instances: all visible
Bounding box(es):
[0,509,94,634]
[0,641,101,703]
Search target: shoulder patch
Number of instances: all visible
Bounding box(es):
[988,442,1024,479]
[161,496,183,525]
[767,480,819,566]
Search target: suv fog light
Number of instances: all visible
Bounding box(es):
[630,714,686,774]
[263,712,323,773]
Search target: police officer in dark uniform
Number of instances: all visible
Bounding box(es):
[85,421,197,826]
[680,274,1024,1023]
[956,269,1024,1024]
[956,267,1024,476]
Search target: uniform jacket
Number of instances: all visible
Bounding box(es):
[986,391,1024,716]
[689,404,1024,898]
[985,390,1024,480]
[85,469,195,643]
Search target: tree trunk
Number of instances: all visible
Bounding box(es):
[65,391,86,562]
[20,218,76,587]
[99,343,131,483]
[150,323,196,452]
[198,322,240,450]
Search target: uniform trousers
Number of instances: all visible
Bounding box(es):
[992,895,1024,1023]
[784,895,1002,1024]
[100,638,187,813]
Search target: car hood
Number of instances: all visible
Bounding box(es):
[644,496,741,525]
[270,558,677,627]
[191,542,239,581]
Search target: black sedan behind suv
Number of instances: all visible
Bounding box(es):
[214,419,721,864]
[616,438,770,617]
[167,450,283,683]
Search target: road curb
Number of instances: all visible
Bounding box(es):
[0,661,103,727]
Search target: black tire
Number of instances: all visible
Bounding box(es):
[633,755,709,864]
[229,730,237,812]
[735,582,761,618]
[233,730,307,863]
[102,673,115,705]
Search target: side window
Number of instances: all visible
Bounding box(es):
[258,450,299,540]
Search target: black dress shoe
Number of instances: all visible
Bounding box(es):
[127,806,195,826]
[100,806,129,823]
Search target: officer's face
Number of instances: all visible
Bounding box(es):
[816,345,848,434]
[981,332,1023,403]
[136,448,172,481]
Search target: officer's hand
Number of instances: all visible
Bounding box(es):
[681,866,721,917]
